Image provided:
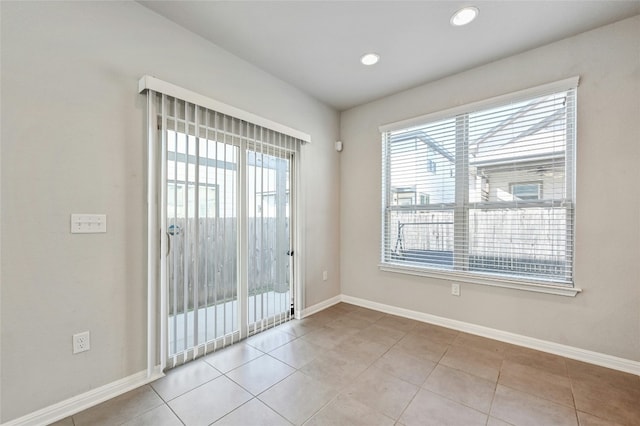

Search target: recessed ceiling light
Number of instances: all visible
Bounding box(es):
[360,53,380,66]
[451,6,479,26]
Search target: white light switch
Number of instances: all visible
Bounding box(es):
[71,214,107,234]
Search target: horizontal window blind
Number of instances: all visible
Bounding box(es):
[382,81,576,286]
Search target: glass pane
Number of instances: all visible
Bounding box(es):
[388,118,456,206]
[388,209,454,268]
[510,182,541,200]
[167,129,239,356]
[468,92,568,203]
[468,207,571,282]
[247,150,291,327]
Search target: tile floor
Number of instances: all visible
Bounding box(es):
[51,303,640,426]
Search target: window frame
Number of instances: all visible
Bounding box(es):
[379,77,581,297]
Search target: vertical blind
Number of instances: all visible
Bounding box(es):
[381,79,577,286]
[144,79,305,368]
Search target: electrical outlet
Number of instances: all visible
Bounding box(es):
[322,270,328,281]
[451,283,461,296]
[73,331,91,354]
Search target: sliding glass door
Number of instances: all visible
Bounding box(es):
[158,95,297,367]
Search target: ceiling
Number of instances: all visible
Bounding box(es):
[139,1,640,111]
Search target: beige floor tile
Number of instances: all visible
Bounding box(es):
[572,379,640,425]
[48,417,74,426]
[410,323,459,346]
[299,352,369,390]
[505,346,568,377]
[452,332,511,355]
[338,304,380,316]
[346,307,387,323]
[278,319,323,338]
[325,314,372,331]
[151,359,221,401]
[486,416,515,426]
[259,371,337,425]
[372,346,436,386]
[439,344,503,382]
[72,385,164,426]
[121,404,183,426]
[395,332,450,363]
[323,303,352,315]
[304,309,345,326]
[213,398,292,426]
[226,354,295,395]
[398,389,487,426]
[359,323,407,346]
[246,329,297,353]
[343,366,419,420]
[567,359,640,391]
[269,338,324,368]
[203,342,264,373]
[490,384,578,426]
[168,376,252,426]
[423,365,496,413]
[327,335,392,365]
[499,359,574,407]
[300,326,358,350]
[577,411,625,426]
[374,315,420,333]
[304,394,395,426]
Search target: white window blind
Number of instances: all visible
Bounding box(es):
[381,79,577,290]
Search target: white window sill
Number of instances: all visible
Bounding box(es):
[378,263,581,297]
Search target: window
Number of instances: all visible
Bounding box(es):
[427,159,437,174]
[510,182,542,201]
[380,78,577,292]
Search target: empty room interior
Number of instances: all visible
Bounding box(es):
[1,1,640,425]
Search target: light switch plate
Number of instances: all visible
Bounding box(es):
[71,214,107,234]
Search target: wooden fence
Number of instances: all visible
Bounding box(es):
[390,207,570,277]
[166,217,290,314]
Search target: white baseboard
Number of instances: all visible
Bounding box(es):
[341,294,640,376]
[301,295,342,318]
[2,366,164,426]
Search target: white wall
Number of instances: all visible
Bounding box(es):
[0,1,340,422]
[340,16,640,361]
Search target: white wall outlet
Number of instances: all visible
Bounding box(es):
[322,270,328,281]
[451,282,461,296]
[73,331,91,354]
